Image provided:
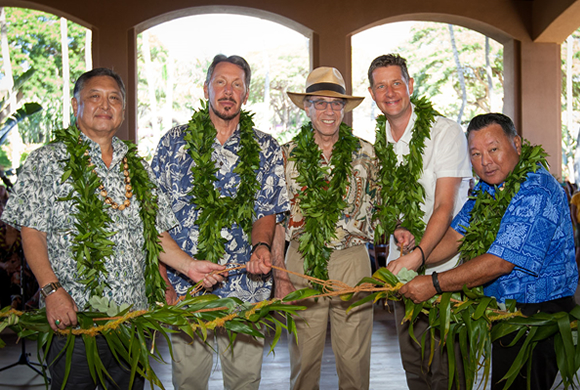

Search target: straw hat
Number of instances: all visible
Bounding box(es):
[287,67,364,112]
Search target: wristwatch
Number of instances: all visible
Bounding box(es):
[40,281,62,298]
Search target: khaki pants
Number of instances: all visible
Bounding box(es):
[171,329,265,390]
[286,241,373,390]
[394,300,465,390]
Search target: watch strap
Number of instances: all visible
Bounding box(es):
[40,281,62,298]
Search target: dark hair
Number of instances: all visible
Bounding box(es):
[73,68,126,106]
[466,113,518,139]
[205,54,251,93]
[368,54,410,87]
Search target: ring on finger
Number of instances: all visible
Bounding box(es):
[55,319,61,326]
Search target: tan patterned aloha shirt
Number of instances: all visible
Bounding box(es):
[2,132,178,311]
[283,136,378,250]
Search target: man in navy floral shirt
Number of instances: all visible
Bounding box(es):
[400,113,578,390]
[151,54,289,390]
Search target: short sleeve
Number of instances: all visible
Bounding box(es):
[254,133,290,223]
[432,118,472,179]
[2,147,58,232]
[450,198,475,236]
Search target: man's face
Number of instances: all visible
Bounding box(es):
[468,123,521,186]
[368,65,413,121]
[72,76,125,139]
[304,96,345,139]
[204,62,248,121]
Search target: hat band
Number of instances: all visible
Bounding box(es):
[306,82,346,95]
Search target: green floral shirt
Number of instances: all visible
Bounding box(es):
[2,132,178,310]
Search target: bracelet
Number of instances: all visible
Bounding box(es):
[413,245,425,269]
[432,271,443,294]
[252,242,271,254]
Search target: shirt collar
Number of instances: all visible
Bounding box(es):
[215,124,241,149]
[79,131,128,169]
[385,103,416,145]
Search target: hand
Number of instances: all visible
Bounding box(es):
[399,275,437,303]
[185,260,227,288]
[386,249,424,275]
[274,278,297,302]
[165,281,178,305]
[247,245,272,274]
[45,289,78,332]
[394,227,415,253]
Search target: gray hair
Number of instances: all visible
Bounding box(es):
[73,68,126,107]
[205,54,251,93]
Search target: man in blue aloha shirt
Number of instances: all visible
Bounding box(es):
[399,113,578,390]
[151,54,289,390]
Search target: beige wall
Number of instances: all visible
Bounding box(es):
[4,0,580,177]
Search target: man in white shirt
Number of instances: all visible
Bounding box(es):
[368,54,472,390]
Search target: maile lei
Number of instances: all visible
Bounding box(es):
[54,125,166,307]
[373,96,438,243]
[184,101,260,263]
[458,140,548,262]
[290,122,360,283]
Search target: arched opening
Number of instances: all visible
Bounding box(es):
[0,6,91,175]
[351,21,504,142]
[135,9,311,159]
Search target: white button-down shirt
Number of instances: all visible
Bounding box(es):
[386,105,472,274]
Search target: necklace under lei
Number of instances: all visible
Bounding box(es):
[54,125,165,307]
[184,101,261,264]
[373,95,438,244]
[290,121,360,285]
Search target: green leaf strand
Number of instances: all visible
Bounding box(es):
[373,95,438,244]
[290,121,360,286]
[53,124,165,307]
[184,101,260,263]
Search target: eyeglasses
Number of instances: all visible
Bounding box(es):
[307,99,346,111]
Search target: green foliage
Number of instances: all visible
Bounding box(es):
[290,122,360,287]
[0,293,307,389]
[349,267,580,390]
[3,8,89,141]
[53,124,166,307]
[185,101,260,263]
[373,96,437,247]
[396,22,504,124]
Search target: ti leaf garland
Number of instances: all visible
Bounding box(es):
[184,101,260,263]
[290,121,360,285]
[54,124,165,307]
[373,95,438,244]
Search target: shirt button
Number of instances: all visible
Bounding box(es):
[219,162,223,167]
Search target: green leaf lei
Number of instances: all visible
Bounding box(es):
[184,101,260,263]
[290,121,360,284]
[54,125,166,307]
[458,140,549,262]
[373,95,438,243]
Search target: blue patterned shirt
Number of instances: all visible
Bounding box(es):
[151,124,289,303]
[451,166,578,303]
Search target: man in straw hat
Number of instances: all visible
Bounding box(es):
[272,66,378,389]
[370,53,471,389]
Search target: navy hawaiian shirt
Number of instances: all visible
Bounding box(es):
[151,124,289,303]
[451,166,578,303]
